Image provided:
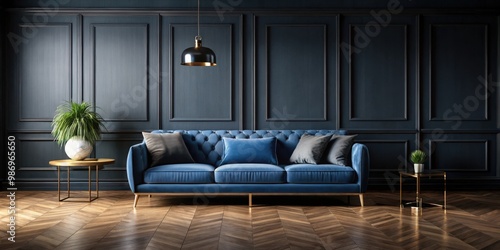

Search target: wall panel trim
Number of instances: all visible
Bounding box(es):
[359,139,410,172]
[18,23,73,122]
[17,138,57,171]
[428,24,489,121]
[264,24,328,122]
[429,139,489,171]
[348,24,409,121]
[168,23,234,121]
[90,23,151,122]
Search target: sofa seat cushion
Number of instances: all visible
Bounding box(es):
[284,164,356,184]
[215,164,286,183]
[144,164,215,184]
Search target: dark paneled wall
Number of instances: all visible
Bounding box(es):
[2,1,500,190]
[0,4,4,184]
[5,0,500,9]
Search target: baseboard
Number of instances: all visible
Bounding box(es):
[368,178,500,191]
[3,179,500,192]
[1,181,130,191]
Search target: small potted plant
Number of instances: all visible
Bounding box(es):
[410,149,426,173]
[51,101,105,160]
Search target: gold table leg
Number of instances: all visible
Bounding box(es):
[399,173,403,209]
[58,166,61,201]
[88,166,91,202]
[444,173,447,210]
[68,167,71,198]
[87,165,99,202]
[58,166,71,201]
[96,165,99,198]
[416,174,420,208]
[58,165,100,202]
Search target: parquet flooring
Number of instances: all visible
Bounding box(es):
[1,190,500,249]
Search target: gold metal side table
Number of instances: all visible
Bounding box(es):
[49,158,115,202]
[399,170,446,211]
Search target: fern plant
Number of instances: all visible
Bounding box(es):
[51,101,105,146]
[410,150,427,164]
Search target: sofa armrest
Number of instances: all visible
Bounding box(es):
[351,143,370,192]
[126,142,149,193]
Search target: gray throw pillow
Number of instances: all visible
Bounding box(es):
[289,134,332,164]
[322,135,357,166]
[142,132,194,167]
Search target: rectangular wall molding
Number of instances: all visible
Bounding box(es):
[18,23,73,122]
[83,15,160,132]
[340,15,418,130]
[359,140,410,172]
[169,24,234,121]
[429,139,489,172]
[254,15,338,129]
[429,24,489,121]
[349,25,408,121]
[6,14,80,132]
[90,23,150,122]
[421,15,497,131]
[264,24,327,122]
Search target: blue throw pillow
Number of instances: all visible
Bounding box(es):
[219,137,278,166]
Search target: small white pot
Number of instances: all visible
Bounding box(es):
[414,163,424,173]
[65,136,93,160]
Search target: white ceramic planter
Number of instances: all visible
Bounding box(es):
[65,136,93,160]
[414,163,424,173]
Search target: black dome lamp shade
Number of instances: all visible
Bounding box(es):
[181,36,216,66]
[181,0,216,66]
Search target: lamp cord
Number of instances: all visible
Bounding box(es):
[197,0,200,37]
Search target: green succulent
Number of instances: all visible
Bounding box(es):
[51,101,105,146]
[410,150,427,164]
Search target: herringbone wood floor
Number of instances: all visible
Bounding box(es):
[1,190,499,249]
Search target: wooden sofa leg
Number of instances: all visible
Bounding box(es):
[133,194,140,208]
[359,194,364,207]
[248,193,253,207]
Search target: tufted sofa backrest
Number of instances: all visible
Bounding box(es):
[151,130,347,166]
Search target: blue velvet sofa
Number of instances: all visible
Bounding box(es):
[126,130,370,207]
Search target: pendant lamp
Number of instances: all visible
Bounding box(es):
[181,0,216,66]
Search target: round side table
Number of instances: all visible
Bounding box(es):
[49,158,115,202]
